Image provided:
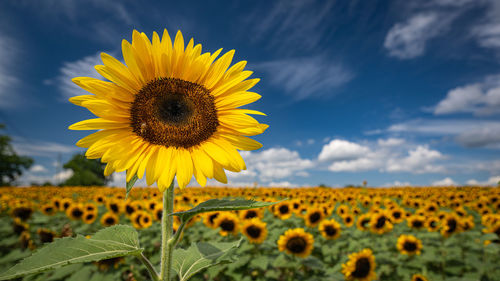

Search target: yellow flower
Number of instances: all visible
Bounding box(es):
[100,212,119,226]
[69,29,267,190]
[342,248,376,281]
[396,234,422,255]
[277,228,314,258]
[241,218,267,244]
[214,212,239,236]
[411,274,428,281]
[319,219,341,240]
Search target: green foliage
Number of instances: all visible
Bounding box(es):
[126,173,138,199]
[172,239,242,281]
[172,198,278,222]
[0,225,142,280]
[0,123,33,186]
[62,153,108,186]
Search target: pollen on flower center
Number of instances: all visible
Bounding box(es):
[130,78,219,148]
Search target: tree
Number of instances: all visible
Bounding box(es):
[0,124,33,186]
[62,153,109,186]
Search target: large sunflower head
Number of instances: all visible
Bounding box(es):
[241,218,267,244]
[304,207,324,228]
[370,211,393,234]
[341,248,377,281]
[277,228,314,258]
[69,29,267,190]
[396,234,422,255]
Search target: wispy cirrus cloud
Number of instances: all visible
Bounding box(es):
[0,33,20,109]
[245,0,335,52]
[12,136,80,157]
[45,53,105,100]
[253,55,354,101]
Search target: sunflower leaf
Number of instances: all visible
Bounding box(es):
[171,198,279,222]
[0,225,142,281]
[172,239,242,281]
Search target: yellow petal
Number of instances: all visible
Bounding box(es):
[215,91,261,109]
[191,147,214,178]
[212,161,227,184]
[176,149,193,189]
[69,118,128,130]
[205,50,235,89]
[219,134,263,151]
[76,129,126,148]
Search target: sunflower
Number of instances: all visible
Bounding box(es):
[396,234,422,255]
[341,248,376,281]
[93,194,106,204]
[304,207,324,228]
[153,204,163,221]
[239,209,263,221]
[41,204,57,216]
[203,211,220,228]
[214,212,239,236]
[370,210,393,234]
[277,228,314,258]
[241,218,267,244]
[95,257,125,271]
[60,198,73,211]
[83,211,98,224]
[106,199,122,214]
[337,204,350,216]
[131,210,153,229]
[274,202,293,220]
[389,208,405,224]
[411,274,428,281]
[101,212,119,226]
[342,213,355,227]
[69,29,267,190]
[20,231,34,250]
[37,228,57,244]
[12,218,29,235]
[407,215,426,230]
[356,214,371,231]
[426,216,440,232]
[441,213,461,237]
[66,204,85,220]
[11,205,33,221]
[319,219,341,240]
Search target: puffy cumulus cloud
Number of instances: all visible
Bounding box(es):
[319,139,446,174]
[46,53,104,100]
[253,55,353,100]
[243,148,314,181]
[384,12,451,59]
[29,165,47,173]
[466,176,500,186]
[431,177,457,186]
[318,139,371,162]
[386,145,445,174]
[433,74,500,116]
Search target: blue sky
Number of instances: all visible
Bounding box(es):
[1,0,499,187]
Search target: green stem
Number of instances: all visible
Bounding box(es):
[139,253,159,281]
[160,180,175,281]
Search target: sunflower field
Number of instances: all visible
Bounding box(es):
[1,186,499,281]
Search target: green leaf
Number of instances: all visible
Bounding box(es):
[0,225,142,280]
[172,239,242,281]
[171,198,278,222]
[126,173,138,199]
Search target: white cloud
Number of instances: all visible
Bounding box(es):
[247,0,335,51]
[12,137,79,157]
[466,176,500,186]
[268,181,298,188]
[378,138,405,147]
[382,180,411,187]
[0,33,20,109]
[318,139,371,162]
[386,145,445,174]
[469,0,500,51]
[431,177,457,186]
[319,139,446,174]
[384,12,451,59]
[388,119,500,149]
[29,165,47,173]
[47,53,104,100]
[53,169,74,184]
[433,74,500,116]
[253,56,353,100]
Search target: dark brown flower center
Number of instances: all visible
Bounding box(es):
[403,241,417,252]
[105,217,116,225]
[352,257,371,278]
[246,225,262,238]
[375,216,386,228]
[309,212,321,223]
[71,208,83,219]
[279,205,289,214]
[220,219,235,231]
[324,225,337,236]
[245,210,258,219]
[286,237,307,253]
[130,78,218,148]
